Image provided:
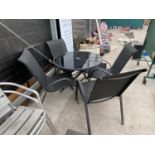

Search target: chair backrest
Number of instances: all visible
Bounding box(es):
[46,39,68,59]
[18,49,47,90]
[132,44,143,59]
[111,43,137,74]
[89,69,146,102]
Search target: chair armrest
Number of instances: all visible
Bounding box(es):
[47,77,75,90]
[0,82,42,109]
[52,77,74,85]
[89,67,112,79]
[96,67,112,75]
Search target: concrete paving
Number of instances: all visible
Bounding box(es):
[39,26,155,135]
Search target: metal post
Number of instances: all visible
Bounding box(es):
[46,114,57,134]
[50,19,58,40]
[84,101,92,135]
[146,60,154,77]
[41,91,47,103]
[119,95,124,125]
[96,19,102,46]
[75,81,79,104]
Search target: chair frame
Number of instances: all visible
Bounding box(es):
[18,49,76,103]
[78,69,146,134]
[78,82,124,135]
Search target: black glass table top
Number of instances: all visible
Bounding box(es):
[54,51,102,71]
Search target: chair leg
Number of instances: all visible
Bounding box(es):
[75,82,79,104]
[69,83,78,104]
[46,114,57,135]
[83,101,92,135]
[54,67,57,73]
[119,95,124,125]
[42,91,47,103]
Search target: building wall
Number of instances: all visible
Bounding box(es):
[72,19,88,39]
[72,19,89,49]
[0,19,52,84]
[102,19,144,28]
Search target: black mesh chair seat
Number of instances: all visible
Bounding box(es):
[77,69,147,134]
[90,68,112,80]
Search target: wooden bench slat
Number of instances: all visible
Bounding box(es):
[16,109,44,135]
[0,106,13,125]
[0,89,13,125]
[0,89,11,109]
[3,107,34,135]
[0,106,26,134]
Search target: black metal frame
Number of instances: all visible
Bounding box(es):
[141,56,155,84]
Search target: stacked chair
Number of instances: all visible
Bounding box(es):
[0,82,56,135]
